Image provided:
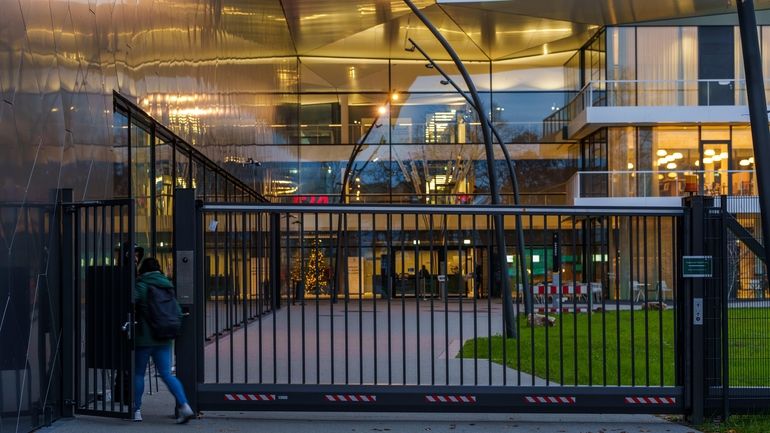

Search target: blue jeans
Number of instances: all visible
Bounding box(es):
[134,345,188,410]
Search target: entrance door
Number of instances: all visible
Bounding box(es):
[700,140,731,195]
[67,199,136,418]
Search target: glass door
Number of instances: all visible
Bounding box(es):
[701,140,730,195]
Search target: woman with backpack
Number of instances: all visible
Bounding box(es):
[133,257,194,424]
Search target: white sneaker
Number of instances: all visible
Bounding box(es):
[132,409,142,422]
[176,403,194,424]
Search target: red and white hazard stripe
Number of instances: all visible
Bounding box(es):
[535,307,587,314]
[533,284,589,295]
[624,396,676,404]
[324,394,377,402]
[425,395,477,403]
[524,396,576,404]
[224,393,276,401]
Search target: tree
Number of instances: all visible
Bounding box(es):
[293,240,330,296]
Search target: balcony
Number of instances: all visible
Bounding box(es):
[544,79,759,140]
[567,169,757,206]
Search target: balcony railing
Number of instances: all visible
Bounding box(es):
[568,170,757,200]
[543,79,760,139]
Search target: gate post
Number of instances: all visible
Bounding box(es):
[682,196,708,424]
[58,189,75,418]
[174,189,198,413]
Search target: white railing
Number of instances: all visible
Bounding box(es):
[570,170,756,199]
[543,79,763,136]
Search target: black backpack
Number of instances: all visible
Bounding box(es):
[145,284,182,340]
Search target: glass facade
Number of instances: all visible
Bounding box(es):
[3,1,770,429]
[580,125,757,198]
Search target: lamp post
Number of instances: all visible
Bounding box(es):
[403,0,517,337]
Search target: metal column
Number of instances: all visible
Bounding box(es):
[736,0,770,262]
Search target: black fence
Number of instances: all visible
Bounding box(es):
[179,198,688,413]
[697,196,770,417]
[62,199,136,418]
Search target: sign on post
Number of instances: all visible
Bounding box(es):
[682,255,712,278]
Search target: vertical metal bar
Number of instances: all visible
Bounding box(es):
[602,215,609,386]
[128,200,137,416]
[343,213,350,385]
[300,214,306,384]
[414,213,420,385]
[108,205,116,412]
[472,214,478,386]
[458,212,464,386]
[242,212,249,383]
[257,213,263,383]
[615,216,622,386]
[644,215,650,387]
[571,216,578,386]
[358,212,364,384]
[586,217,594,386]
[214,210,220,383]
[657,215,665,386]
[314,212,320,384]
[387,213,393,385]
[271,213,280,384]
[400,213,406,385]
[486,214,492,386]
[429,214,435,385]
[329,212,335,385]
[60,190,75,417]
[720,196,730,419]
[543,214,550,385]
[227,212,234,383]
[558,216,565,385]
[99,205,106,411]
[285,213,292,384]
[529,214,535,386]
[372,212,378,385]
[630,215,636,387]
[89,207,96,410]
[443,213,450,385]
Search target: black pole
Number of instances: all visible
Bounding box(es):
[334,109,386,302]
[737,0,770,263]
[404,0,516,337]
[408,38,533,315]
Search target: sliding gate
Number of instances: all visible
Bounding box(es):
[175,190,687,414]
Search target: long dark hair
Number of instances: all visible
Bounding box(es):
[138,257,161,275]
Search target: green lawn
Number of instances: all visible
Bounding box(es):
[458,309,770,387]
[699,414,770,433]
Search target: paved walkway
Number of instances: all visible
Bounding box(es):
[38,386,702,433]
[203,299,553,386]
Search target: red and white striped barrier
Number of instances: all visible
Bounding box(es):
[533,284,589,295]
[324,394,377,402]
[224,393,276,401]
[535,307,587,314]
[425,395,477,403]
[624,396,676,404]
[524,396,576,404]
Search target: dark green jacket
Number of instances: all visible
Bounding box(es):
[134,271,180,347]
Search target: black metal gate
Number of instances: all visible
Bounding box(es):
[175,190,687,414]
[61,198,136,418]
[684,196,770,421]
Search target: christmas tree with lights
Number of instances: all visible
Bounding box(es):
[291,241,330,295]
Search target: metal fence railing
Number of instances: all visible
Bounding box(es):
[196,203,683,390]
